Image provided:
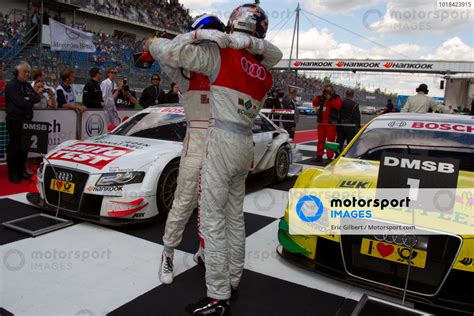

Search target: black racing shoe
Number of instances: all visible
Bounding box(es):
[185,297,230,316]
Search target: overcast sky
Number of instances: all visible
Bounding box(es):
[180,0,474,97]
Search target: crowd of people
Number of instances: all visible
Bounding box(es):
[61,0,191,32]
[0,11,26,50]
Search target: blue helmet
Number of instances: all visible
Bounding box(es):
[188,14,226,32]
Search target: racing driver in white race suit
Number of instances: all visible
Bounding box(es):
[148,14,282,286]
[148,3,282,315]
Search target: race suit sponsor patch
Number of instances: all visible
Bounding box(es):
[47,143,132,169]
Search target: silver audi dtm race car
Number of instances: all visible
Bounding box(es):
[28,106,295,225]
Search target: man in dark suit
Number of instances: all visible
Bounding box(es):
[337,89,360,150]
[5,62,40,183]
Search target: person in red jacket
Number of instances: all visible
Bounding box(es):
[312,84,342,162]
[0,63,5,109]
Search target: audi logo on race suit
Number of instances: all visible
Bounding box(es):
[56,171,73,182]
[241,57,267,80]
[374,234,418,248]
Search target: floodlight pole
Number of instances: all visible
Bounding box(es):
[288,3,300,72]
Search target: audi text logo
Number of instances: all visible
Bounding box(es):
[57,171,73,182]
[374,234,418,248]
[388,121,407,128]
[241,57,266,80]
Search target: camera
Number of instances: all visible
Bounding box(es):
[123,78,129,92]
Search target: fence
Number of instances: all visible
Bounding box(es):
[0,108,140,162]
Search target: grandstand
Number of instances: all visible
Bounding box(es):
[0,0,395,103]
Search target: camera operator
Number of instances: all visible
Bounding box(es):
[312,84,342,163]
[5,62,41,183]
[33,81,57,109]
[264,89,282,122]
[116,77,139,109]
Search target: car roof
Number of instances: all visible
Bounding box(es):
[140,105,185,114]
[374,113,474,125]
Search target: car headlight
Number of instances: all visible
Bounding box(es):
[96,172,145,186]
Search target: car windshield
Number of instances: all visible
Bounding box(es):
[345,127,474,171]
[111,112,186,142]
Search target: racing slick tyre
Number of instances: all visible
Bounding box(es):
[156,159,180,221]
[273,145,290,183]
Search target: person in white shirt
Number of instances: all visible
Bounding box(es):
[401,84,444,113]
[100,67,121,125]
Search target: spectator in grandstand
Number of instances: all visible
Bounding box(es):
[43,9,50,25]
[401,84,442,113]
[56,69,86,113]
[5,62,41,183]
[0,63,5,109]
[82,67,104,109]
[312,84,342,163]
[30,7,40,43]
[101,67,121,125]
[33,81,57,109]
[164,82,180,104]
[337,89,360,150]
[139,73,165,108]
[282,88,297,138]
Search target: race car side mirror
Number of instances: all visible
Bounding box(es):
[107,124,116,132]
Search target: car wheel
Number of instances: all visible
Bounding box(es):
[273,146,290,183]
[156,160,180,220]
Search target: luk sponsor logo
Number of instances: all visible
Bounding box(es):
[338,180,372,189]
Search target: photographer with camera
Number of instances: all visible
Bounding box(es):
[312,84,342,163]
[33,81,57,109]
[116,77,140,109]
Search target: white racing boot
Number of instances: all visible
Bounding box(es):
[159,251,174,284]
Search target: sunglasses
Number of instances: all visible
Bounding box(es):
[109,71,117,74]
[152,78,160,81]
